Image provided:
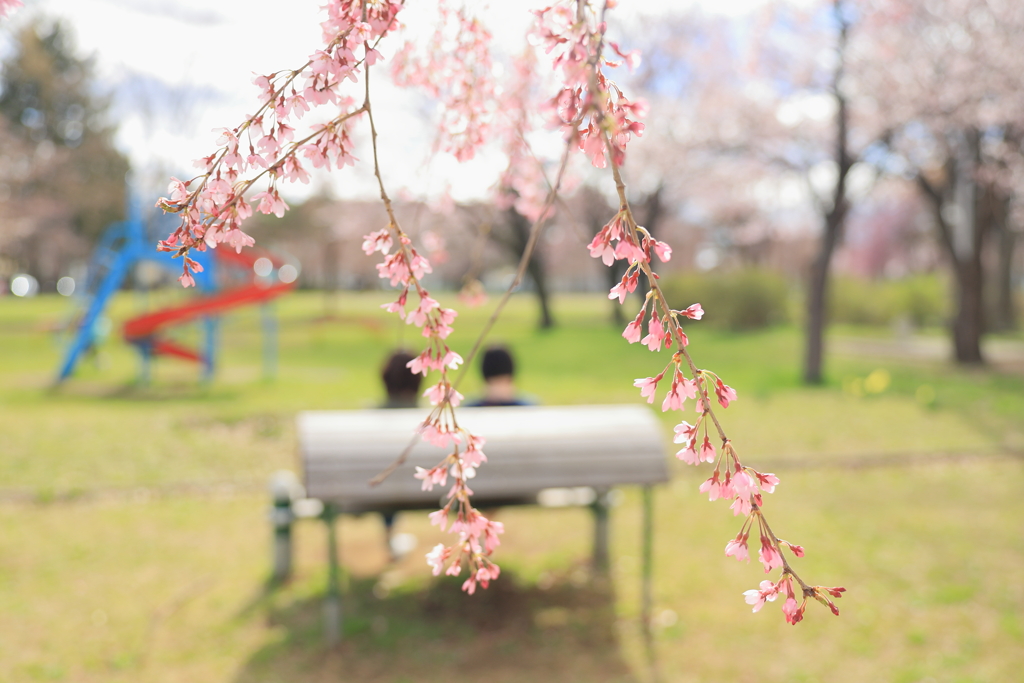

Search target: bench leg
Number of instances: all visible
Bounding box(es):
[269,477,294,583]
[641,485,659,681]
[591,488,611,573]
[323,504,342,645]
[641,485,654,634]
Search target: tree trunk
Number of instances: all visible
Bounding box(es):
[915,129,987,365]
[504,206,555,329]
[527,249,554,329]
[803,212,844,384]
[323,238,339,318]
[803,0,851,385]
[989,201,1018,332]
[951,259,985,363]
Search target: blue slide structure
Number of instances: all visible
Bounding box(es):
[58,197,296,385]
[56,199,218,383]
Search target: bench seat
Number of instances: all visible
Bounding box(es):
[298,404,670,513]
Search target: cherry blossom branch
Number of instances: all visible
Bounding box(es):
[359,23,508,594]
[368,138,572,488]
[537,0,845,623]
[451,141,573,392]
[152,0,846,613]
[154,0,502,592]
[606,150,843,623]
[156,5,397,285]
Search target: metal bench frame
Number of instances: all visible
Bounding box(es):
[279,404,669,643]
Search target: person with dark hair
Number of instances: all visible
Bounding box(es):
[470,345,531,407]
[381,350,421,408]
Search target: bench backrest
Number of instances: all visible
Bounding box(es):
[298,405,669,512]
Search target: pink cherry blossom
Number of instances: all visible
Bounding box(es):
[423,382,463,407]
[428,508,448,531]
[758,537,784,574]
[676,444,700,465]
[783,596,805,625]
[661,375,688,412]
[633,373,663,404]
[419,422,457,448]
[652,240,672,262]
[699,472,722,500]
[743,580,779,613]
[252,190,288,217]
[731,468,757,498]
[622,310,645,343]
[700,436,716,463]
[755,471,780,494]
[641,313,665,352]
[613,238,647,264]
[407,296,440,327]
[426,543,449,576]
[730,496,753,517]
[673,420,698,444]
[588,232,616,266]
[443,350,464,370]
[462,441,487,468]
[715,379,738,408]
[725,533,750,562]
[414,465,448,491]
[609,278,630,304]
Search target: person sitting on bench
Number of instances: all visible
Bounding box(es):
[381,349,421,409]
[470,345,532,407]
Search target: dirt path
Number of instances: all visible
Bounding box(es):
[833,334,1024,374]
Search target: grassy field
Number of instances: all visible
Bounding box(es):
[1,290,1022,682]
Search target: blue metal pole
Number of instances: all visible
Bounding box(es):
[261,301,277,381]
[202,316,217,382]
[138,339,152,386]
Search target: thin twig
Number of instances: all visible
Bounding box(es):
[451,141,574,393]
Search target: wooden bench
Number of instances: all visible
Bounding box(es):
[278,404,669,642]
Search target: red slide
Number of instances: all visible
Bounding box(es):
[122,248,296,364]
[123,281,295,362]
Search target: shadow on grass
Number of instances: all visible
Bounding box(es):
[234,572,637,683]
[47,379,243,404]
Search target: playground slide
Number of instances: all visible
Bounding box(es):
[122,280,295,363]
[56,195,299,383]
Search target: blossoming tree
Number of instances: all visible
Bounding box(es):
[109,0,843,623]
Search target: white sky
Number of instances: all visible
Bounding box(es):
[7,0,789,203]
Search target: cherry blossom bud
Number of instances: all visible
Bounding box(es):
[680,303,704,320]
[622,310,644,343]
[715,379,738,408]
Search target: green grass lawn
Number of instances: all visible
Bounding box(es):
[1,290,1022,682]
